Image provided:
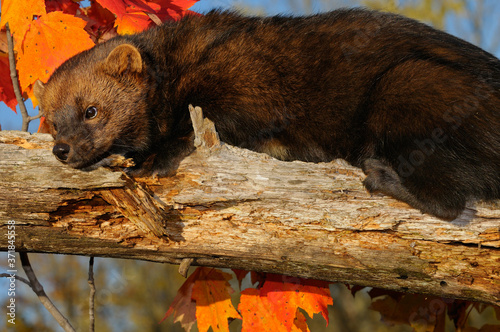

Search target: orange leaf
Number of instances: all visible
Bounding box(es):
[97,0,154,34]
[260,281,299,330]
[239,274,332,332]
[239,289,309,332]
[0,53,17,111]
[191,267,241,332]
[289,279,332,324]
[239,288,287,331]
[37,116,51,133]
[261,275,332,328]
[161,267,201,332]
[115,11,152,34]
[0,0,46,40]
[16,11,95,91]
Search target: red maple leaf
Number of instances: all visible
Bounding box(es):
[97,0,156,34]
[153,0,200,21]
[0,53,18,111]
[45,0,80,15]
[239,287,310,332]
[261,274,332,325]
[81,1,118,43]
[96,0,198,34]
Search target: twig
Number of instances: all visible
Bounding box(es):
[0,273,31,286]
[188,105,221,151]
[30,113,43,120]
[88,257,96,332]
[20,253,76,332]
[5,23,38,132]
[178,258,194,278]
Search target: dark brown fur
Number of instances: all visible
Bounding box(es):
[34,9,500,221]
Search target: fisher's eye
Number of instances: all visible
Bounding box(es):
[85,106,98,120]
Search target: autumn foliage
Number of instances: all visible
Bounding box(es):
[0,0,197,112]
[163,267,500,332]
[163,268,333,332]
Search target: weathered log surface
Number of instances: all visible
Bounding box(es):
[1,113,499,305]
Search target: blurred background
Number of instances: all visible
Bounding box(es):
[1,0,500,331]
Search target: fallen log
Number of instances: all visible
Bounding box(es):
[1,106,499,305]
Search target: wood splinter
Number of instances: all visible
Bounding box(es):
[188,105,221,152]
[178,258,195,278]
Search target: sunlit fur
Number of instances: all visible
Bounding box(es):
[35,9,500,220]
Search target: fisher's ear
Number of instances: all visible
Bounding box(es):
[102,44,143,76]
[33,80,45,102]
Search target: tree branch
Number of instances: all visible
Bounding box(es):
[20,253,76,332]
[5,24,34,132]
[0,273,31,286]
[88,257,96,332]
[0,111,499,306]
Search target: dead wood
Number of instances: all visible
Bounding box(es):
[0,106,499,305]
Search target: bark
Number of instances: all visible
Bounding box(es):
[0,108,499,305]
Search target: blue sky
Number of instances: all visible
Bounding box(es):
[191,0,350,14]
[1,0,500,131]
